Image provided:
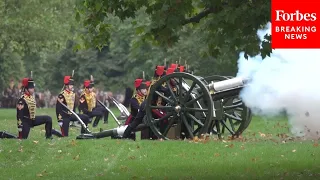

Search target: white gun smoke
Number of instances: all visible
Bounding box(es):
[236,23,320,139]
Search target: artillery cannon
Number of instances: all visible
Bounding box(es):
[76,72,252,140]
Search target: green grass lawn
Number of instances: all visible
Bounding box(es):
[0,108,319,180]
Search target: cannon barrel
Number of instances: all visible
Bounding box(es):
[208,77,249,92]
[211,87,243,101]
[76,124,148,139]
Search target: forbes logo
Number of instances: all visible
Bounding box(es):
[275,10,317,21]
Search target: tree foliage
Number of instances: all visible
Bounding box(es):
[0,0,78,92]
[0,0,272,95]
[75,0,272,59]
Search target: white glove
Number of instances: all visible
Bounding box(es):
[58,121,63,127]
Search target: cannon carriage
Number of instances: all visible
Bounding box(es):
[144,72,252,140]
[76,70,252,140]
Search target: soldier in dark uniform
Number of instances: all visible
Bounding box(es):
[16,78,56,139]
[56,76,90,136]
[78,80,105,127]
[123,79,149,140]
[122,65,171,140]
[124,79,148,125]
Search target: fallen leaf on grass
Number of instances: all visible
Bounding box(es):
[214,153,220,157]
[193,136,199,142]
[225,144,234,148]
[33,141,39,144]
[129,156,136,160]
[58,150,62,153]
[70,139,77,146]
[36,170,48,177]
[18,146,23,152]
[120,165,128,172]
[259,132,266,137]
[73,154,80,160]
[313,143,318,147]
[292,149,296,152]
[97,173,104,176]
[104,158,109,162]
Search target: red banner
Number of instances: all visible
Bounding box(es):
[271,0,320,48]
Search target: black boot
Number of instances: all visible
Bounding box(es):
[0,131,17,139]
[122,125,135,140]
[92,116,101,127]
[103,111,109,124]
[52,129,63,137]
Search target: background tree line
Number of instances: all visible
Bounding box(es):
[0,0,271,95]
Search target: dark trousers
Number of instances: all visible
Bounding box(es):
[20,115,52,139]
[0,131,17,139]
[90,106,109,127]
[122,116,142,139]
[61,114,89,136]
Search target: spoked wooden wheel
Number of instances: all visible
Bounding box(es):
[203,75,252,138]
[145,72,213,140]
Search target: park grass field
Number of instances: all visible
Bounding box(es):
[0,108,319,180]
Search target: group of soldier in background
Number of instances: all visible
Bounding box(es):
[1,62,189,140]
[0,80,119,109]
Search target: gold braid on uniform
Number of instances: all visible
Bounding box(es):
[61,90,75,113]
[23,95,36,119]
[134,94,145,105]
[82,91,95,112]
[92,92,96,108]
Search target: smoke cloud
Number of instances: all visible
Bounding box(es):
[237,23,320,139]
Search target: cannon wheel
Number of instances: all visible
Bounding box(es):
[203,75,252,138]
[145,72,213,140]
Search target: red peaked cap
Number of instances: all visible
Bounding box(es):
[134,79,148,89]
[134,79,143,88]
[170,64,178,69]
[155,65,165,76]
[179,65,185,72]
[22,78,29,87]
[83,80,92,88]
[22,78,34,88]
[166,67,175,75]
[145,81,151,87]
[64,76,74,85]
